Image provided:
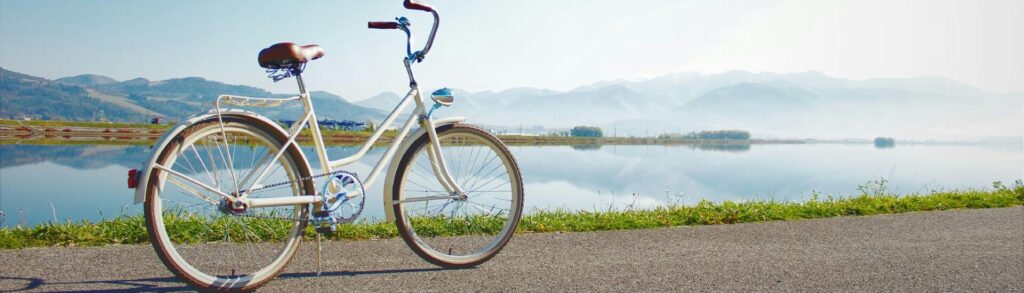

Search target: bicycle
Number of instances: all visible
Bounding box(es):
[127,1,524,290]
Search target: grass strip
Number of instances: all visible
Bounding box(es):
[2,180,1021,249]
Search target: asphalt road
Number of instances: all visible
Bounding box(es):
[1,207,1022,292]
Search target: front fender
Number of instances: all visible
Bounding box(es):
[132,110,296,204]
[381,116,465,221]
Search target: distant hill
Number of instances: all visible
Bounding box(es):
[1,67,148,121]
[0,68,385,123]
[356,92,402,112]
[267,91,386,122]
[55,74,119,87]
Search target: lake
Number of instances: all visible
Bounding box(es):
[1,142,1021,227]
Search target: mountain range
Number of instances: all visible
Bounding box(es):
[2,67,1020,139]
[1,67,385,123]
[358,71,1022,139]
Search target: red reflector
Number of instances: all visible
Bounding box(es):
[128,169,139,189]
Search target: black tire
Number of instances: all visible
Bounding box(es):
[392,123,524,268]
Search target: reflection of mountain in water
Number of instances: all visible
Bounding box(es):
[570,144,602,151]
[0,143,388,173]
[0,145,152,169]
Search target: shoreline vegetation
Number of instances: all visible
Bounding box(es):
[4,119,1016,147]
[0,119,808,147]
[2,180,1021,249]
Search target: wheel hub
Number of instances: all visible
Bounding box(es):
[220,198,249,215]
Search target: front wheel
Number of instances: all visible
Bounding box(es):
[392,124,524,268]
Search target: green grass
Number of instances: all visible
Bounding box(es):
[1,180,1021,249]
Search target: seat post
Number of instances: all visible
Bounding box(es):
[294,70,309,96]
[294,67,333,178]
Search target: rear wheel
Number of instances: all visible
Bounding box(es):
[143,116,313,291]
[392,124,524,268]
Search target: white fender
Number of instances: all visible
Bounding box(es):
[132,110,306,204]
[381,116,465,221]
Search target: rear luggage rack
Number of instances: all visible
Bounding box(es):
[217,95,300,108]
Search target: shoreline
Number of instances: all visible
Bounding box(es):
[1,119,797,146]
[2,181,1021,249]
[5,119,1015,147]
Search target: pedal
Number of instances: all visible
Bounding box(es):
[315,226,335,235]
[313,210,337,235]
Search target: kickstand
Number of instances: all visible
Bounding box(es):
[316,233,322,276]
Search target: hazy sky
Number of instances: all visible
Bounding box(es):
[1,0,1021,100]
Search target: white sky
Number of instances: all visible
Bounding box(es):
[1,0,1020,100]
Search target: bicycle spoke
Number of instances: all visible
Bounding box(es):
[181,145,216,186]
[466,171,510,196]
[213,133,241,194]
[239,148,274,192]
[461,152,500,194]
[155,163,233,200]
[239,147,272,188]
[166,176,219,204]
[200,138,224,188]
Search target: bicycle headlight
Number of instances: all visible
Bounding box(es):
[430,88,454,106]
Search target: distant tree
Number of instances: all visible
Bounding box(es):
[570,126,603,138]
[690,130,750,140]
[364,119,376,133]
[874,137,895,148]
[658,133,686,140]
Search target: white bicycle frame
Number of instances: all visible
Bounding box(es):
[139,4,459,218]
[194,68,467,212]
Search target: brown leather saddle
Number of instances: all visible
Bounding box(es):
[257,42,325,69]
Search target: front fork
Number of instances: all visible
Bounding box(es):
[419,105,467,199]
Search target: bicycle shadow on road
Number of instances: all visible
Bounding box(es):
[0,276,186,293]
[4,267,472,292]
[0,276,45,292]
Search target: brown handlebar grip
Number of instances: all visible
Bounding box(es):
[404,0,434,12]
[368,21,400,29]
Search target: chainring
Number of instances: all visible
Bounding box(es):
[319,171,366,224]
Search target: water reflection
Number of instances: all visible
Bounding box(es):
[1,142,1021,226]
[0,145,151,169]
[570,144,602,151]
[691,143,751,152]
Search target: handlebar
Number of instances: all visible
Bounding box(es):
[368,0,439,63]
[368,21,399,29]
[403,0,433,12]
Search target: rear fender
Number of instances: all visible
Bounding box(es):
[132,110,303,204]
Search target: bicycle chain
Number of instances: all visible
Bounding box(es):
[233,170,362,224]
[230,212,300,222]
[239,169,357,194]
